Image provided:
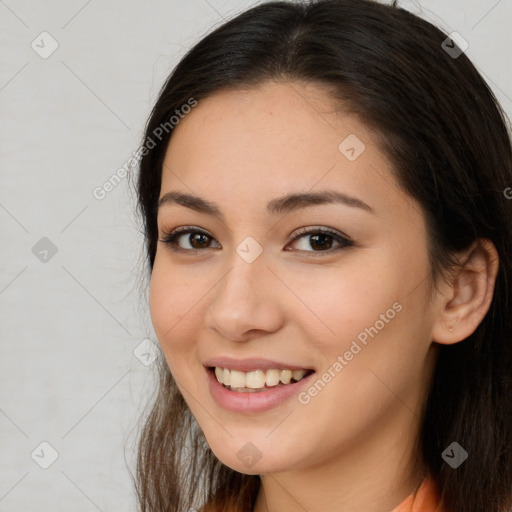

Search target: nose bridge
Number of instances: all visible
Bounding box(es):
[215,245,267,309]
[217,232,268,295]
[205,243,282,340]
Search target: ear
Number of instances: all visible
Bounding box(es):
[431,238,499,345]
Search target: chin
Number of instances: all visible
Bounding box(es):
[207,440,299,476]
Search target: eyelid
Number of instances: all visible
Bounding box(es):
[289,225,353,244]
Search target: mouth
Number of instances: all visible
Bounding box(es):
[207,366,315,393]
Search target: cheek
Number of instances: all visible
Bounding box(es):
[148,260,197,356]
[287,259,401,352]
[301,253,432,413]
[289,245,429,393]
[149,263,172,343]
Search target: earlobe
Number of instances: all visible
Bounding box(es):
[431,238,499,345]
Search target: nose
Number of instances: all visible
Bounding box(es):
[204,251,284,342]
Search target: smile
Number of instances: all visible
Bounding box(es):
[213,367,313,392]
[205,365,316,413]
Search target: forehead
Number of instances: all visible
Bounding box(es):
[159,80,411,221]
[164,81,352,163]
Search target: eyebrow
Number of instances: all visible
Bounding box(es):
[157,190,375,219]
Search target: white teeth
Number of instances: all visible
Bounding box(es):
[280,369,292,384]
[292,369,306,381]
[229,370,245,388]
[245,370,266,389]
[213,366,311,389]
[265,369,281,387]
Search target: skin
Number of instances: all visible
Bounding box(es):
[149,80,499,512]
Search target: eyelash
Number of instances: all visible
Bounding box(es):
[158,225,354,256]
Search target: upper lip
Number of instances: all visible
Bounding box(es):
[203,357,315,373]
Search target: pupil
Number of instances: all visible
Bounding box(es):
[310,234,332,250]
[191,233,210,248]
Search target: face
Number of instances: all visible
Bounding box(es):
[149,80,439,475]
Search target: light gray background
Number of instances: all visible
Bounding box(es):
[1,0,511,510]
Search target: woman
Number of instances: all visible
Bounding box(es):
[132,1,512,511]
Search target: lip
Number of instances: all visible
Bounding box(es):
[203,356,314,373]
[205,365,316,413]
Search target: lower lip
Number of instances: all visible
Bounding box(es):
[205,367,315,413]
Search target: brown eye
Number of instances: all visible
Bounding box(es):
[307,233,335,251]
[159,225,353,255]
[159,227,221,251]
[288,227,353,253]
[187,232,212,249]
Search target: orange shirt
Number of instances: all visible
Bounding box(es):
[201,474,447,512]
[390,474,446,512]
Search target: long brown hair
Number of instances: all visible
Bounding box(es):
[132,1,512,511]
